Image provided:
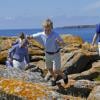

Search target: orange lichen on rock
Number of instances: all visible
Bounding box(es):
[0,77,49,100]
[62,35,84,44]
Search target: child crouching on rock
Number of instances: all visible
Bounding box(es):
[6,32,30,69]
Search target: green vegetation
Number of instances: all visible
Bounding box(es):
[94,76,100,81]
[0,37,3,45]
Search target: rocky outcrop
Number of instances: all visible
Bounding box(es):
[0,67,75,100]
[74,80,100,89]
[61,35,84,44]
[88,86,100,100]
[68,60,100,80]
[62,49,100,75]
[0,50,8,64]
[0,36,100,99]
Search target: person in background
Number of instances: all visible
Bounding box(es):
[92,23,100,56]
[6,32,29,68]
[8,40,30,70]
[28,19,68,86]
[12,32,29,64]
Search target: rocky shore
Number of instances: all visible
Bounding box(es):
[0,35,100,100]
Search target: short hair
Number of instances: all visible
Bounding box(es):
[19,32,25,39]
[42,19,53,29]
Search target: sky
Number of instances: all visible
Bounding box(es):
[0,0,100,29]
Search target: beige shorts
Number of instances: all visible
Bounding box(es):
[45,52,61,70]
[98,42,100,56]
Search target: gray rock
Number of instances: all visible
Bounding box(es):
[74,80,97,89]
[63,50,100,75]
[88,86,100,100]
[0,67,44,83]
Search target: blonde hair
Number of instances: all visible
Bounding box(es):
[42,19,53,29]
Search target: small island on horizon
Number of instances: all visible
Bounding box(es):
[57,24,96,29]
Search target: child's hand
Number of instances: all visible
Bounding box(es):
[56,38,62,45]
[56,38,65,46]
[27,35,32,39]
[8,57,13,62]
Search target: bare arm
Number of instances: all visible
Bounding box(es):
[92,33,98,45]
[27,35,34,39]
[27,33,42,39]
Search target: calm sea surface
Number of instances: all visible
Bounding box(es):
[0,27,96,42]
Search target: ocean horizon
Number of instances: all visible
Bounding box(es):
[0,27,96,43]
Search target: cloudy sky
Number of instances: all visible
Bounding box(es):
[0,0,100,29]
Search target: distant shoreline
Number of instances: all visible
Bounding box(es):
[57,25,96,29]
[0,25,96,30]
